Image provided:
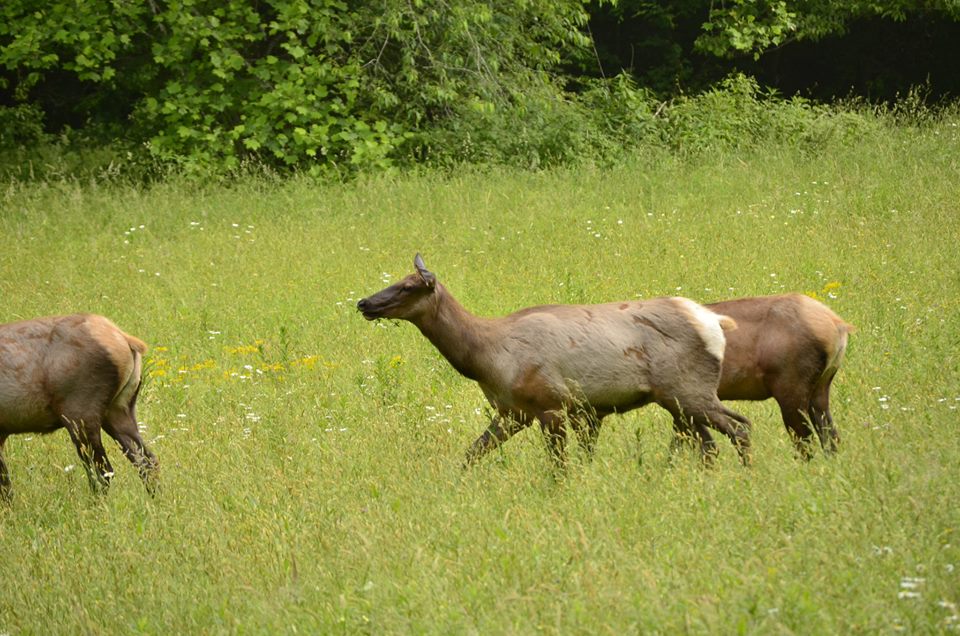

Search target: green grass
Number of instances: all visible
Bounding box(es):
[1,120,959,634]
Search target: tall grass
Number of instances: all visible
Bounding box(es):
[1,116,958,633]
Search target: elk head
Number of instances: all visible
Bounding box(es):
[357,253,438,321]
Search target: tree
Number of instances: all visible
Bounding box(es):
[698,0,960,58]
[0,0,592,172]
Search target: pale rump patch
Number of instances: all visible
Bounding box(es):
[81,315,146,404]
[823,327,849,378]
[671,297,729,361]
[796,294,852,374]
[112,348,143,410]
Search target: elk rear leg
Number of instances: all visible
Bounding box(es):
[104,408,159,495]
[774,395,818,460]
[463,415,529,467]
[692,400,752,466]
[809,374,840,454]
[0,435,11,503]
[662,401,719,464]
[64,417,114,494]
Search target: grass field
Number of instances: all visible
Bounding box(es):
[1,120,959,634]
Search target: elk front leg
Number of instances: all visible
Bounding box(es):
[463,415,529,467]
[571,409,603,458]
[537,411,568,469]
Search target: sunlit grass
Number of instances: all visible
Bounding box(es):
[1,121,959,633]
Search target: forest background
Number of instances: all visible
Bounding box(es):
[2,0,960,179]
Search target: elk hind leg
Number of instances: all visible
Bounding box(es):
[774,394,818,460]
[0,435,11,502]
[661,400,719,465]
[63,416,114,494]
[571,408,603,459]
[695,399,752,466]
[809,372,840,454]
[104,406,159,495]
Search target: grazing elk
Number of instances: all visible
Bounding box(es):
[0,314,158,500]
[357,254,752,467]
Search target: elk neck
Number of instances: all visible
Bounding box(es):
[411,283,492,382]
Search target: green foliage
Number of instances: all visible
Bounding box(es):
[414,79,613,169]
[3,0,959,175]
[663,74,877,154]
[425,71,884,165]
[699,0,798,59]
[697,0,960,58]
[0,0,592,174]
[355,0,597,168]
[0,103,46,146]
[130,0,409,174]
[0,0,145,91]
[787,0,960,41]
[358,0,590,124]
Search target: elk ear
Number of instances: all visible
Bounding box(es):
[414,253,436,288]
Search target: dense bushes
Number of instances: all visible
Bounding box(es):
[0,0,956,179]
[0,0,590,175]
[662,74,879,155]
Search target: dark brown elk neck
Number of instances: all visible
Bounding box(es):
[411,284,492,382]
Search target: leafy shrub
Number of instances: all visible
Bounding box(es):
[662,73,878,155]
[0,104,47,148]
[414,73,665,169]
[577,74,662,157]
[416,84,593,169]
[0,0,591,175]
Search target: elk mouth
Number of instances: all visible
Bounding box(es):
[357,298,383,321]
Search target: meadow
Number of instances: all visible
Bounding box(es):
[1,120,959,634]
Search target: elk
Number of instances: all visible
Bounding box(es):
[707,294,854,457]
[575,294,854,459]
[0,314,158,500]
[357,254,752,467]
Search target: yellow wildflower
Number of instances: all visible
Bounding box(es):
[226,344,260,355]
[190,359,217,372]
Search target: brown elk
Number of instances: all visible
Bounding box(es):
[707,294,853,457]
[357,254,752,467]
[0,314,158,500]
